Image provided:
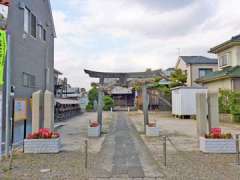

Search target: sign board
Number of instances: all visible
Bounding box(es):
[0,28,6,158]
[14,98,28,121]
[0,30,7,86]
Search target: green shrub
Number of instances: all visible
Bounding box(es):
[232,114,240,123]
[88,86,98,103]
[218,90,232,113]
[103,96,114,111]
[219,90,240,122]
[86,103,93,112]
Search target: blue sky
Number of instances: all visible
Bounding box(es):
[51,0,240,89]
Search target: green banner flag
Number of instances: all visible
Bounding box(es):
[0,30,7,86]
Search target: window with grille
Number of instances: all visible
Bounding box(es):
[23,72,35,88]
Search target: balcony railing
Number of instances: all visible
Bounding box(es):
[0,17,7,29]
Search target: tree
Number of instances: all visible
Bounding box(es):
[145,68,152,72]
[88,85,98,104]
[86,85,98,111]
[170,69,187,88]
[103,96,114,111]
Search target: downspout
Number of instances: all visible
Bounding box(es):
[190,64,193,86]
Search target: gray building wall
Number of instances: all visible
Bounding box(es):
[2,0,55,144]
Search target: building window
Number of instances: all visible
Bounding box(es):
[24,7,37,38]
[219,53,230,67]
[24,8,30,33]
[23,72,35,88]
[43,29,46,41]
[38,25,47,41]
[31,13,37,37]
[199,68,213,78]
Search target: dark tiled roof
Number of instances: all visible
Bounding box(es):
[180,56,218,65]
[54,69,63,75]
[196,66,240,83]
[231,34,240,41]
[209,34,240,53]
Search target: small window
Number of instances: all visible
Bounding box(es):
[199,68,213,78]
[23,73,28,87]
[38,25,47,41]
[43,29,46,41]
[31,13,37,37]
[22,72,35,88]
[219,53,230,67]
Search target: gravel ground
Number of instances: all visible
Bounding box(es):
[2,111,240,180]
[0,112,112,180]
[129,111,240,180]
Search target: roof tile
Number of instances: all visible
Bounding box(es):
[180,56,218,65]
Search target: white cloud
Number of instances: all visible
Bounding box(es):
[52,0,240,89]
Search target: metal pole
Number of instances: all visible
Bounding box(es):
[236,134,239,165]
[163,136,167,166]
[10,87,15,151]
[85,140,88,169]
[5,34,11,157]
[0,89,2,159]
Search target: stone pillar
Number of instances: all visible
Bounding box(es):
[44,90,54,131]
[196,93,208,137]
[32,90,43,132]
[97,87,103,129]
[208,93,219,129]
[143,85,149,133]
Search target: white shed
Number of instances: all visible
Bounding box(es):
[171,86,208,116]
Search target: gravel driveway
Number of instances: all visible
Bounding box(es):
[129,111,240,180]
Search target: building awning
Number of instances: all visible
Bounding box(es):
[195,66,240,83]
[55,98,80,105]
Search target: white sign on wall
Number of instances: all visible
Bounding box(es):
[0,4,8,19]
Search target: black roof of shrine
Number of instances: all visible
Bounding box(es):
[84,69,169,80]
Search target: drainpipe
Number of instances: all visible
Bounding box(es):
[190,65,193,86]
[5,34,11,157]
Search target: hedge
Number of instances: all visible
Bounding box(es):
[219,90,240,122]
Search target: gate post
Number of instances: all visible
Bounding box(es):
[143,85,149,133]
[208,93,219,129]
[196,93,208,137]
[32,90,43,132]
[97,87,103,131]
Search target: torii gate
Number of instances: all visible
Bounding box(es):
[84,69,169,133]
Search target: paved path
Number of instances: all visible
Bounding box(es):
[89,112,164,179]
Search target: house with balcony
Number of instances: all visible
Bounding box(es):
[196,34,240,92]
[176,56,218,87]
[1,0,56,146]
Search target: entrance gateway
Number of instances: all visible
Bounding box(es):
[84,68,169,131]
[84,69,169,109]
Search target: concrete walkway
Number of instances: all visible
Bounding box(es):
[89,112,164,179]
